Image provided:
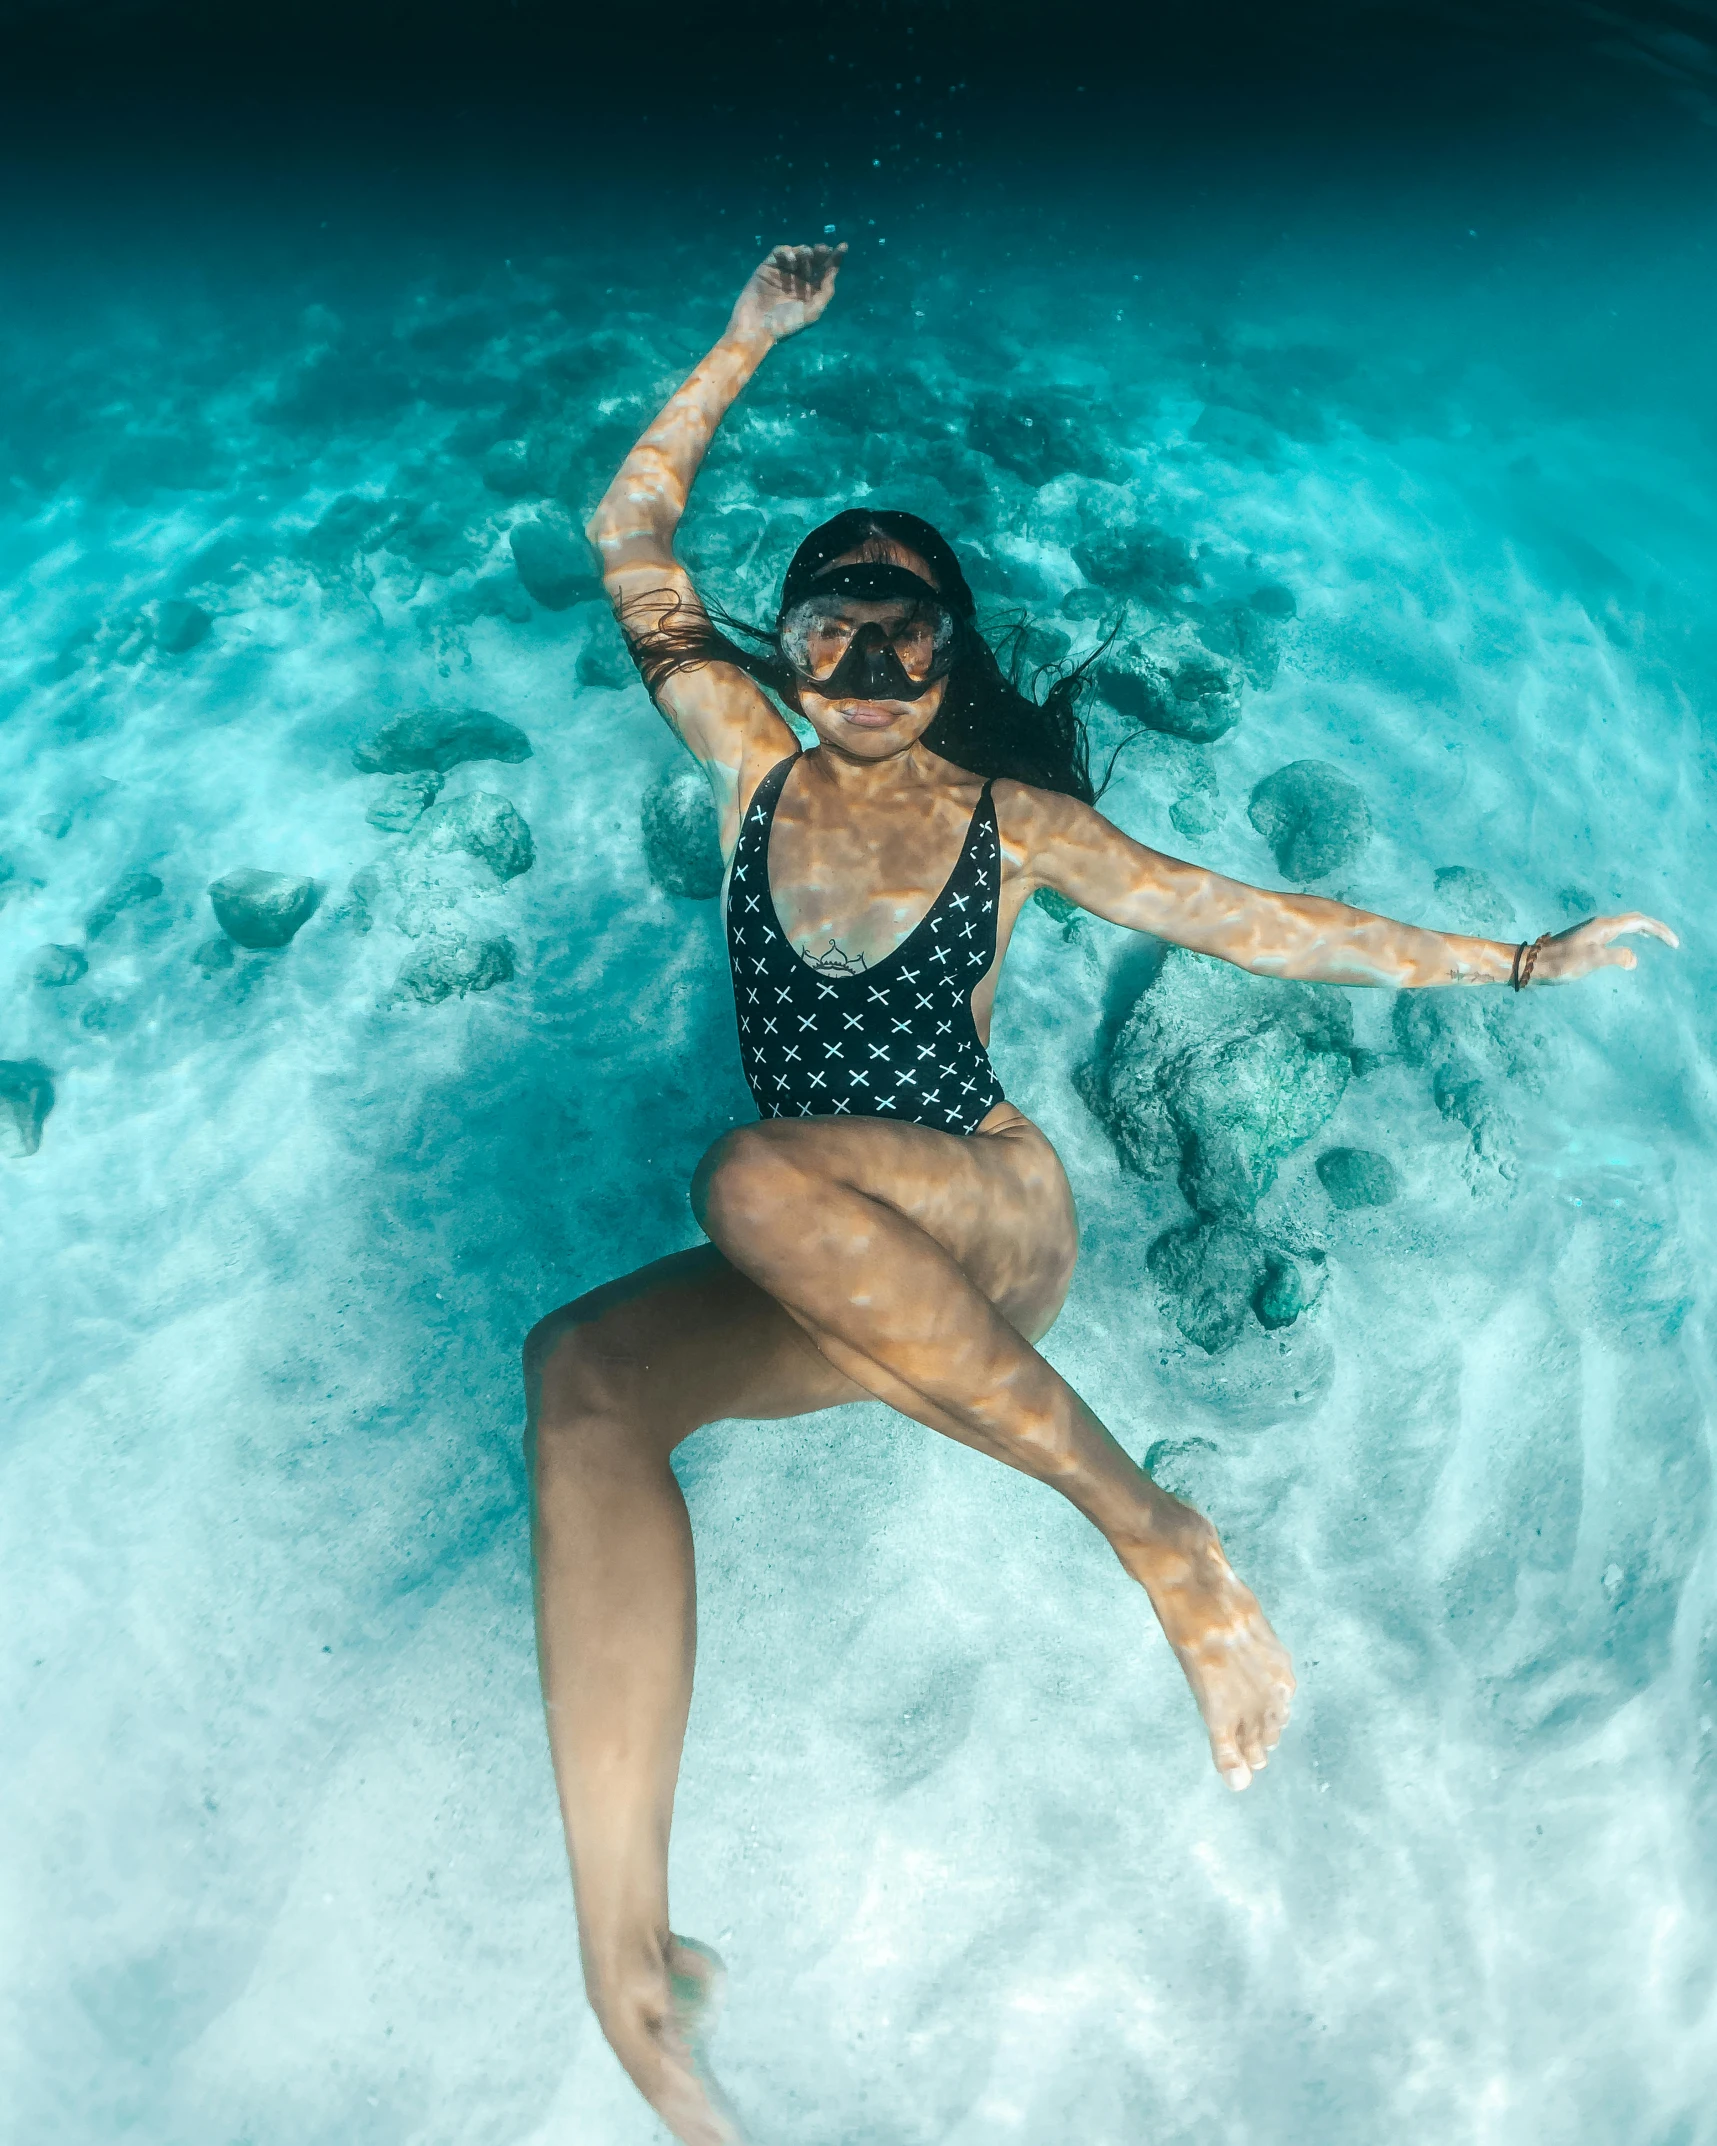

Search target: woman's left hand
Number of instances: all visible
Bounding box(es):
[1529,912,1679,984]
[727,242,848,345]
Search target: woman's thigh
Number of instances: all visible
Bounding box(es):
[527,1244,869,1457]
[693,1104,1080,1342]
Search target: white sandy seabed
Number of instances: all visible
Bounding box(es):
[1,194,1714,2146]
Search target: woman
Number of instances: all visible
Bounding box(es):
[524,242,1675,2145]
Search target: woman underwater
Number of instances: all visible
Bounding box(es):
[523,243,1676,2144]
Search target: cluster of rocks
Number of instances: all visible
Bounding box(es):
[22,708,543,1011]
[31,866,165,1009]
[1080,947,1376,1351]
[346,705,539,1004]
[1389,862,1534,1174]
[1069,517,1297,764]
[1392,985,1519,1173]
[1078,851,1541,1339]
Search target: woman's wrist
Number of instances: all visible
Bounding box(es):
[718,319,777,365]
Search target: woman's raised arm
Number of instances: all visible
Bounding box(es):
[1013,787,1678,989]
[585,244,845,790]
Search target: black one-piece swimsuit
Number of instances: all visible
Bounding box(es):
[724,755,1006,1136]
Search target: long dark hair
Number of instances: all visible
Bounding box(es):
[626,508,1103,805]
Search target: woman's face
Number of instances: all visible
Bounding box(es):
[794,543,950,761]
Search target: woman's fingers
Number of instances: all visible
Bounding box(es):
[766,240,847,293]
[1578,911,1678,948]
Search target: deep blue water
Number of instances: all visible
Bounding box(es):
[3,25,1716,2144]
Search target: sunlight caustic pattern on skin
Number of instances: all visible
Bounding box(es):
[0,184,1713,2146]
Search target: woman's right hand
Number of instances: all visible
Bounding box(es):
[727,242,847,346]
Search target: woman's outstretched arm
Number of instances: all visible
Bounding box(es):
[1011,788,1678,988]
[584,244,845,801]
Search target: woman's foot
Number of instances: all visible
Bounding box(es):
[614,1937,746,2146]
[1118,1517,1296,1790]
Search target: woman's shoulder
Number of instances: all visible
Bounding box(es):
[989,775,1102,846]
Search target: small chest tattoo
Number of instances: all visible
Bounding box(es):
[798,938,868,976]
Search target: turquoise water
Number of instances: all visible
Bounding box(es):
[3,75,1716,2146]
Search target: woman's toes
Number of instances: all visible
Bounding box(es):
[1211,1728,1253,1790]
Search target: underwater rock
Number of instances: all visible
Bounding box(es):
[509,516,588,610]
[353,707,532,776]
[1191,599,1282,690]
[966,388,1114,486]
[1147,1216,1317,1352]
[1141,1435,1222,1504]
[1168,1020,1353,1215]
[208,870,319,949]
[33,944,88,988]
[343,866,382,935]
[192,935,235,975]
[1392,991,1520,1173]
[964,541,1057,609]
[1061,585,1113,621]
[447,571,533,625]
[576,614,639,691]
[365,772,444,832]
[482,439,533,495]
[1392,989,1487,1070]
[1253,1248,1308,1329]
[387,503,481,577]
[393,935,516,1005]
[1433,1058,1514,1166]
[481,439,534,495]
[642,762,723,900]
[1071,523,1201,606]
[85,868,165,940]
[1317,1145,1400,1209]
[1432,865,1517,935]
[1168,758,1225,841]
[1016,622,1073,674]
[1248,583,1297,619]
[1098,631,1242,744]
[301,493,409,570]
[1248,760,1371,883]
[153,598,210,654]
[1083,946,1353,1214]
[0,1060,55,1159]
[410,791,535,882]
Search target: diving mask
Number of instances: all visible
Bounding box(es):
[777,562,961,704]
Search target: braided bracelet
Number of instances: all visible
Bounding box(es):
[1511,932,1551,992]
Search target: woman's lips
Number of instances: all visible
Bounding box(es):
[839,702,900,729]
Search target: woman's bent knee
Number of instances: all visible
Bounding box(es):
[690,1123,810,1249]
[524,1306,644,1460]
